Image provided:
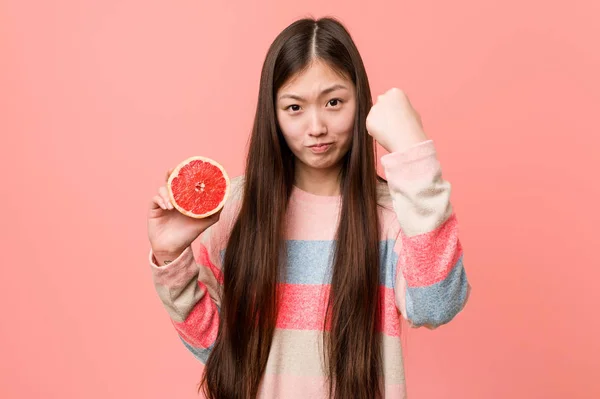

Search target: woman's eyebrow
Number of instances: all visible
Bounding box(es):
[278,84,349,101]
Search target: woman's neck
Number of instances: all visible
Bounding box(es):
[293,162,342,196]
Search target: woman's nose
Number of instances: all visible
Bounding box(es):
[307,110,327,137]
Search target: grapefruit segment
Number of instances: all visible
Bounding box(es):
[167,156,230,219]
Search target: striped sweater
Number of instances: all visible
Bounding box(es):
[148,139,471,398]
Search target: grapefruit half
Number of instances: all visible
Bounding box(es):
[167,156,230,219]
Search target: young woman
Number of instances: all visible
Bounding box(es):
[147,17,470,399]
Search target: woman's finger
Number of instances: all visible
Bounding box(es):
[152,195,167,210]
[158,186,173,210]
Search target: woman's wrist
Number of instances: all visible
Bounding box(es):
[152,248,185,266]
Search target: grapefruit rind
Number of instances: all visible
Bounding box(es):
[167,156,230,219]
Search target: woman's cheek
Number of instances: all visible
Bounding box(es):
[329,109,355,136]
[278,115,306,149]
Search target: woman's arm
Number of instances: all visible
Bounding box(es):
[149,225,224,362]
[382,140,471,329]
[148,175,242,361]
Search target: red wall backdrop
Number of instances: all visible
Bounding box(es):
[1,1,598,398]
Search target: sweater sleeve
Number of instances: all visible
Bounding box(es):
[381,139,471,329]
[148,221,225,363]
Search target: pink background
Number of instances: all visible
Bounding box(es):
[2,0,599,398]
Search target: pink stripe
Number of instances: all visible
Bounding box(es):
[277,284,400,337]
[277,284,330,331]
[380,287,401,337]
[398,213,463,287]
[198,244,223,284]
[172,282,219,348]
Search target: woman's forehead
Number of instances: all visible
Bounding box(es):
[278,60,354,99]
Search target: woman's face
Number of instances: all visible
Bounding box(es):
[276,59,356,172]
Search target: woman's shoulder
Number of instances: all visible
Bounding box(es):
[227,175,245,202]
[200,175,245,248]
[221,174,245,220]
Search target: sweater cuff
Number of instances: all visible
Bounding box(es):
[149,246,197,286]
[380,139,439,181]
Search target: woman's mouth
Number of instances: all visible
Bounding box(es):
[309,143,332,154]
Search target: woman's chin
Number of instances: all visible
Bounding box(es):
[298,156,343,171]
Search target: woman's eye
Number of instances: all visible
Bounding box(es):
[327,98,343,107]
[286,105,301,112]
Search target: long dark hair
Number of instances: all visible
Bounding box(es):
[201,17,383,399]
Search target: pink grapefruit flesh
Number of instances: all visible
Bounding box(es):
[167,156,230,219]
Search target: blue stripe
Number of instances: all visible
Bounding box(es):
[220,239,398,288]
[180,336,213,364]
[405,255,468,327]
[379,239,398,290]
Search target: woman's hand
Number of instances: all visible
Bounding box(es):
[366,88,429,153]
[147,169,222,263]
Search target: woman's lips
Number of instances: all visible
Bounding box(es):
[308,143,332,153]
